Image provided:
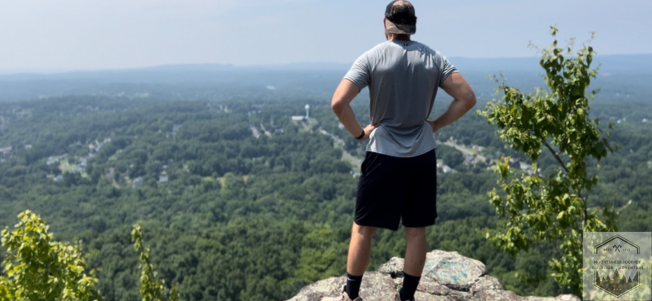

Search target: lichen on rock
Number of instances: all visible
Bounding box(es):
[288,250,580,301]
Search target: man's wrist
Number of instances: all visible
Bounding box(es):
[429,120,440,132]
[355,129,365,140]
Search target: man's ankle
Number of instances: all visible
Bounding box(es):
[399,271,421,300]
[346,273,363,299]
[399,287,411,301]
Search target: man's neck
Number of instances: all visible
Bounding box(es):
[387,34,411,41]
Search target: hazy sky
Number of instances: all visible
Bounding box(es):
[1,0,650,71]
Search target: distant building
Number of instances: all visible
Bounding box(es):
[508,158,520,168]
[132,177,143,188]
[437,163,453,174]
[291,104,311,121]
[107,167,115,181]
[46,154,68,166]
[0,147,11,155]
[643,118,649,123]
[158,171,169,183]
[648,161,652,169]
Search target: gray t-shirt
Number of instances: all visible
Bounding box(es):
[344,40,458,158]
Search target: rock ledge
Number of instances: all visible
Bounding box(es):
[288,250,579,301]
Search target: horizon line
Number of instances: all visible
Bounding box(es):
[1,52,651,76]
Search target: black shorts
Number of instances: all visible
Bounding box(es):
[355,149,437,231]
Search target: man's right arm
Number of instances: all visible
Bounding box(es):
[427,73,477,132]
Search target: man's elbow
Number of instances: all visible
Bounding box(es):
[331,99,345,116]
[465,91,477,109]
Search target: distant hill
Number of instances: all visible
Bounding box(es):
[0,54,650,103]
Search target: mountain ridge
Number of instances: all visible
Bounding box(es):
[1,53,651,77]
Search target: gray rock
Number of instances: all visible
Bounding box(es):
[421,250,486,291]
[470,275,503,294]
[378,257,405,278]
[417,278,471,300]
[287,250,580,301]
[288,272,396,301]
[472,289,525,301]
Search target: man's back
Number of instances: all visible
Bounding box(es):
[345,40,457,157]
[326,1,476,300]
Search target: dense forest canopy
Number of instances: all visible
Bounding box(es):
[0,58,650,300]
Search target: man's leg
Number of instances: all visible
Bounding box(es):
[345,222,376,299]
[400,226,427,301]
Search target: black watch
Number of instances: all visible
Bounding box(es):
[355,130,365,140]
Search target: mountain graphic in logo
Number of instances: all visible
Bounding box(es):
[595,270,640,297]
[594,234,641,297]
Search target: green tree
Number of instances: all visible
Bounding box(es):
[479,27,618,295]
[0,210,102,301]
[438,145,465,169]
[293,229,345,283]
[132,225,178,301]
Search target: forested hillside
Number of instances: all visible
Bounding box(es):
[0,65,651,300]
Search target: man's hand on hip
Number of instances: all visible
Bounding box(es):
[426,120,441,133]
[360,123,379,141]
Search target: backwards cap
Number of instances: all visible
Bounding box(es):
[385,0,417,35]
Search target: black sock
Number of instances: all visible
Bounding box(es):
[346,272,363,299]
[400,272,421,301]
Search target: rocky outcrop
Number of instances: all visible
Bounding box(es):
[288,250,580,301]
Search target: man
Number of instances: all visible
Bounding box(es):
[325,1,476,301]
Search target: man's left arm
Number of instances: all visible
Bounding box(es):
[331,79,377,140]
[427,73,476,132]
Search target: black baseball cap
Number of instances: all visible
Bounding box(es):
[385,0,417,35]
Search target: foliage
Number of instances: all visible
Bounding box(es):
[437,145,465,169]
[0,210,102,301]
[478,26,619,295]
[0,68,650,300]
[132,225,178,301]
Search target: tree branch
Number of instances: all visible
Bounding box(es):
[583,195,588,228]
[543,138,589,235]
[542,139,570,174]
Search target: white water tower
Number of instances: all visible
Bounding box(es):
[305,104,310,119]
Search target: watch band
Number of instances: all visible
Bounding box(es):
[355,130,365,140]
